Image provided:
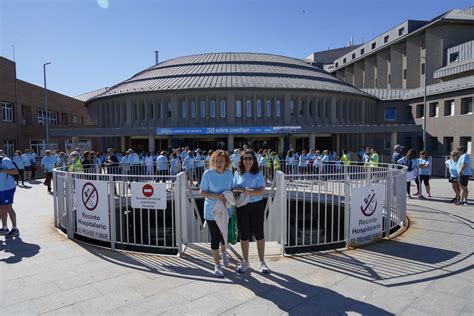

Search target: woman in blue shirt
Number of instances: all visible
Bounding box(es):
[445,151,461,204]
[199,150,233,277]
[233,150,269,274]
[415,150,431,198]
[12,150,25,186]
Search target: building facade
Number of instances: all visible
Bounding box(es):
[0,57,95,157]
[311,6,474,155]
[54,53,419,155]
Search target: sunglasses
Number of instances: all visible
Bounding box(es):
[243,157,254,161]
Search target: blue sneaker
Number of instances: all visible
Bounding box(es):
[0,227,9,235]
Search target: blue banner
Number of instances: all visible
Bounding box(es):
[156,126,301,135]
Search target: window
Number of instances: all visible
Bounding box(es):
[200,101,206,118]
[256,99,262,117]
[421,38,425,49]
[65,139,91,155]
[68,114,81,124]
[460,137,472,154]
[266,100,272,117]
[30,139,58,156]
[235,100,242,117]
[399,27,405,36]
[444,137,453,153]
[3,140,15,158]
[191,101,196,118]
[37,109,58,125]
[335,62,338,67]
[429,102,439,117]
[449,52,459,63]
[416,104,424,118]
[384,35,389,43]
[181,101,187,119]
[343,58,346,64]
[289,100,295,117]
[388,52,391,63]
[352,53,356,59]
[371,42,376,49]
[388,74,391,84]
[168,102,172,118]
[2,102,14,122]
[461,97,472,114]
[384,138,391,150]
[421,63,425,75]
[210,100,216,118]
[220,100,226,118]
[246,100,252,117]
[444,100,454,116]
[431,137,438,152]
[403,69,407,80]
[384,107,396,121]
[276,99,281,117]
[360,48,365,55]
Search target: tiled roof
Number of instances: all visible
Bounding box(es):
[75,87,109,102]
[86,53,371,103]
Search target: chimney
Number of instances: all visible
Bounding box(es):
[155,51,159,65]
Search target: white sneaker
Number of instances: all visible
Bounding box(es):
[258,260,270,274]
[214,265,224,278]
[220,252,230,267]
[237,260,250,273]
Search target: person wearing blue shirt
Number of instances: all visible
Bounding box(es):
[22,149,32,181]
[457,146,471,206]
[397,149,418,198]
[415,150,431,198]
[41,150,57,192]
[13,150,25,186]
[182,151,195,187]
[445,151,461,204]
[232,149,269,274]
[0,150,20,237]
[298,149,309,174]
[199,150,233,278]
[156,151,169,182]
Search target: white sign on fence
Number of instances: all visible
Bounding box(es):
[75,179,110,241]
[131,182,167,209]
[349,184,384,246]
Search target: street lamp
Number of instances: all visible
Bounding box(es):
[43,62,51,151]
[422,56,427,152]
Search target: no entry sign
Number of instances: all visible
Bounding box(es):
[131,182,167,210]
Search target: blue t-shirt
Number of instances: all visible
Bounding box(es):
[13,156,24,169]
[156,155,168,171]
[445,159,459,178]
[458,154,472,176]
[199,169,233,221]
[417,158,431,176]
[41,155,58,172]
[0,157,17,191]
[183,156,194,170]
[233,171,265,203]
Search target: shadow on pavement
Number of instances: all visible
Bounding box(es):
[79,242,392,315]
[0,236,41,264]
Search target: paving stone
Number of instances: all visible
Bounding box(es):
[32,284,102,313]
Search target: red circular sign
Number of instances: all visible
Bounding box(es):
[142,184,154,197]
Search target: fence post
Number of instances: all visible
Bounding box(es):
[276,171,287,255]
[344,179,351,247]
[53,170,58,227]
[385,173,393,238]
[109,175,116,250]
[174,173,184,256]
[65,172,75,240]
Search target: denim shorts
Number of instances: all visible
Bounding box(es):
[0,188,16,205]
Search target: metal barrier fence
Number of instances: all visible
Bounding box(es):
[53,162,407,256]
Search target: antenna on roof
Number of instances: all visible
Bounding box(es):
[155,51,159,65]
[362,35,365,44]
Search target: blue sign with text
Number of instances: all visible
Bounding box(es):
[156,126,301,135]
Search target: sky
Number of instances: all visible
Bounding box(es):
[1,0,472,97]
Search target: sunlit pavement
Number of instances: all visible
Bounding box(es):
[1,178,472,315]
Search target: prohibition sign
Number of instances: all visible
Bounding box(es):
[82,182,99,211]
[142,184,154,197]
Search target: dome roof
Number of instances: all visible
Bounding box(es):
[88,52,370,102]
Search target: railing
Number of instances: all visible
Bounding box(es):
[53,162,407,256]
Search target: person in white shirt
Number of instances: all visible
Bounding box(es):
[144,152,154,175]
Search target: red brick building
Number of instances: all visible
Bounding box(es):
[0,57,97,157]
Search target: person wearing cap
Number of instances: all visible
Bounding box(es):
[392,145,404,164]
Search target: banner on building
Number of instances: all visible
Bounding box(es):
[156,126,302,135]
[75,179,110,241]
[349,184,385,246]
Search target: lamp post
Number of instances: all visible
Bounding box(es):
[422,56,427,152]
[43,62,51,151]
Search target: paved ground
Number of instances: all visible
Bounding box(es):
[1,178,472,315]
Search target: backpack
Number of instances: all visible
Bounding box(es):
[0,156,20,182]
[406,159,414,172]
